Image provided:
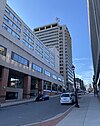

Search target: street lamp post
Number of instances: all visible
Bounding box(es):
[72,65,79,108]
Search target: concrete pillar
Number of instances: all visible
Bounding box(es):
[0,67,9,102]
[23,75,31,99]
[38,79,44,94]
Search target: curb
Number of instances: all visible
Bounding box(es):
[22,104,75,126]
[0,98,35,108]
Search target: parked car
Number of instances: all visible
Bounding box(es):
[60,92,75,104]
[35,94,49,101]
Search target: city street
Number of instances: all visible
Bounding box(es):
[0,96,72,126]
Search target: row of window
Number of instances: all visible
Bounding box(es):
[35,28,58,36]
[50,53,55,59]
[50,62,55,67]
[2,23,55,66]
[24,26,34,39]
[44,57,50,63]
[35,38,43,48]
[35,49,43,58]
[22,39,34,50]
[40,36,58,42]
[44,70,60,81]
[23,32,34,44]
[2,23,20,40]
[4,7,55,67]
[5,7,21,26]
[35,44,43,53]
[44,52,49,59]
[0,48,63,82]
[4,15,21,33]
[32,64,62,81]
[39,33,58,39]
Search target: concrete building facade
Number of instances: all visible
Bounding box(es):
[0,0,64,102]
[34,23,74,91]
[87,0,100,91]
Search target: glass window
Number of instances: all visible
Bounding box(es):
[5,7,21,26]
[44,57,50,63]
[31,33,34,39]
[58,77,61,81]
[7,27,12,34]
[35,49,43,57]
[17,20,21,26]
[12,31,16,37]
[13,24,17,29]
[2,23,20,40]
[11,52,29,67]
[50,62,55,67]
[35,38,43,47]
[52,75,57,80]
[61,94,69,97]
[2,23,8,30]
[44,70,50,77]
[32,63,42,73]
[4,15,9,22]
[10,12,14,19]
[14,16,17,22]
[13,53,18,61]
[5,7,10,15]
[35,44,43,53]
[0,45,7,56]
[22,39,34,50]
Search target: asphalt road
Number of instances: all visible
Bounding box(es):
[0,96,72,126]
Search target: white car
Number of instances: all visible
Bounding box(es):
[60,92,75,104]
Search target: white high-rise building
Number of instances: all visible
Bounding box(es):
[34,23,74,91]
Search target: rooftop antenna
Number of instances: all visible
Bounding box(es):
[56,17,60,23]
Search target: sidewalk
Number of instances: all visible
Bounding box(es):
[56,94,100,126]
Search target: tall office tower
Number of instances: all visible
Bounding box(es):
[87,0,100,89]
[34,23,74,91]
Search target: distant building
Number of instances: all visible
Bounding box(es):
[34,23,74,91]
[87,0,100,91]
[0,0,64,102]
[75,78,85,90]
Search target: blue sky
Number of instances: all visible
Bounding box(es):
[7,0,93,87]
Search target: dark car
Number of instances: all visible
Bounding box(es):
[35,94,49,101]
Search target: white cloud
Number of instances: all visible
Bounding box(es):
[75,68,93,88]
[73,57,93,89]
[74,58,89,61]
